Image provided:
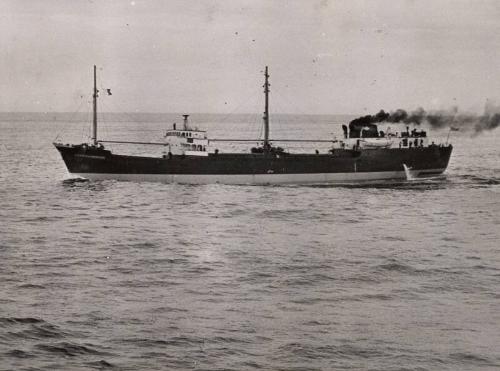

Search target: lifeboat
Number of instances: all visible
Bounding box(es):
[359,139,393,149]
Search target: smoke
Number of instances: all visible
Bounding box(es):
[477,101,500,134]
[349,103,500,134]
[348,110,390,127]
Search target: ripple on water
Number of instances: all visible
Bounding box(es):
[449,352,500,367]
[0,317,45,325]
[373,259,422,275]
[4,349,36,359]
[35,342,104,357]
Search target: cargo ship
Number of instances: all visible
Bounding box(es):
[54,66,452,184]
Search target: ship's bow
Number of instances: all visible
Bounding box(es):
[54,143,110,177]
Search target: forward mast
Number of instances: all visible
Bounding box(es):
[91,65,98,146]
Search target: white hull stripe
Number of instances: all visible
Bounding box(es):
[70,169,446,184]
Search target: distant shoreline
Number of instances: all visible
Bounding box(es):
[0,112,355,123]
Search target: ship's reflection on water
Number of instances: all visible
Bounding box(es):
[59,172,499,192]
[300,176,450,190]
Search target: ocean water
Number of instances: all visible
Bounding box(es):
[1,114,499,371]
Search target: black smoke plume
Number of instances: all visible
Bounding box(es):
[348,110,389,127]
[349,103,500,134]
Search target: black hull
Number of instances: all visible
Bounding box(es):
[54,143,452,183]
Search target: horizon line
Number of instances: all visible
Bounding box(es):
[0,111,358,116]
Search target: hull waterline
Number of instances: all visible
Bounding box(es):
[66,170,447,184]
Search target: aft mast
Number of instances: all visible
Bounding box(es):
[91,65,98,146]
[263,66,270,150]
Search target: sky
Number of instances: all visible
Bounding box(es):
[1,0,500,114]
